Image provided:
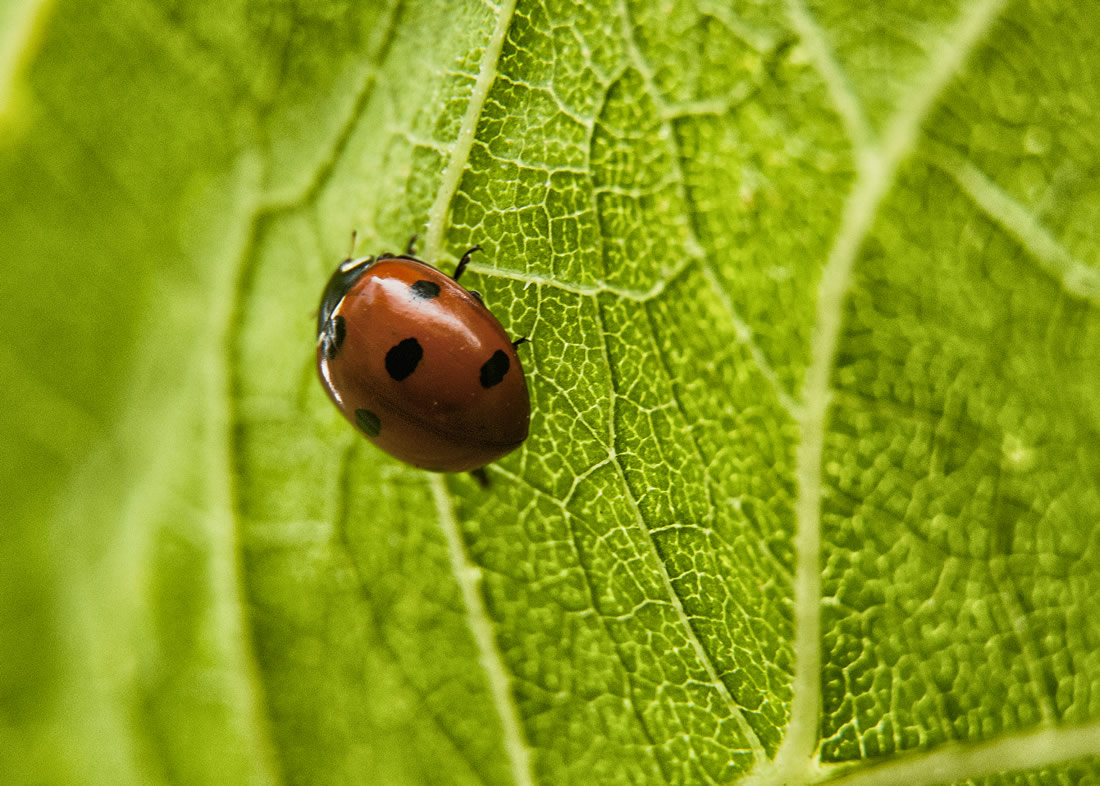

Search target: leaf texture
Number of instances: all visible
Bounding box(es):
[2,0,1099,784]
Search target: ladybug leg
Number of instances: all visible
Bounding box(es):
[512,337,529,348]
[405,234,418,255]
[453,245,482,282]
[468,290,484,304]
[470,467,490,488]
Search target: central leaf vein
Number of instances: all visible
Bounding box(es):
[774,0,1010,779]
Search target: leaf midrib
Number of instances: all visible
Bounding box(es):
[775,0,1023,781]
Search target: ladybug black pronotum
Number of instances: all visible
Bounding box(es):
[316,240,530,478]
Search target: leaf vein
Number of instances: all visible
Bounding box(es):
[822,720,1100,786]
[774,0,1010,778]
[429,476,534,786]
[784,0,872,153]
[926,144,1100,306]
[332,454,497,784]
[421,0,520,258]
[487,463,677,783]
[595,294,766,765]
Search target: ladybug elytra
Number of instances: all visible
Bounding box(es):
[316,242,530,475]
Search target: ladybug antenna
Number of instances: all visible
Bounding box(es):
[454,245,482,282]
[345,230,358,260]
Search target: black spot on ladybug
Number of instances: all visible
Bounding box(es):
[479,350,510,388]
[410,279,441,299]
[355,409,381,437]
[323,315,346,360]
[386,338,423,381]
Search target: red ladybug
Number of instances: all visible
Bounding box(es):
[316,241,530,476]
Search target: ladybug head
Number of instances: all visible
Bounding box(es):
[317,256,374,337]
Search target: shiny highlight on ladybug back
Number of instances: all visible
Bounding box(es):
[316,243,530,474]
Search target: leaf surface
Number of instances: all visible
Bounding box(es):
[3,0,1099,783]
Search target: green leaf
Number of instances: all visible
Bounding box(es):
[3,0,1100,784]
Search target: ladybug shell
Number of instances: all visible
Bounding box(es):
[317,256,529,472]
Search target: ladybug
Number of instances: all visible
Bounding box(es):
[316,240,530,477]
